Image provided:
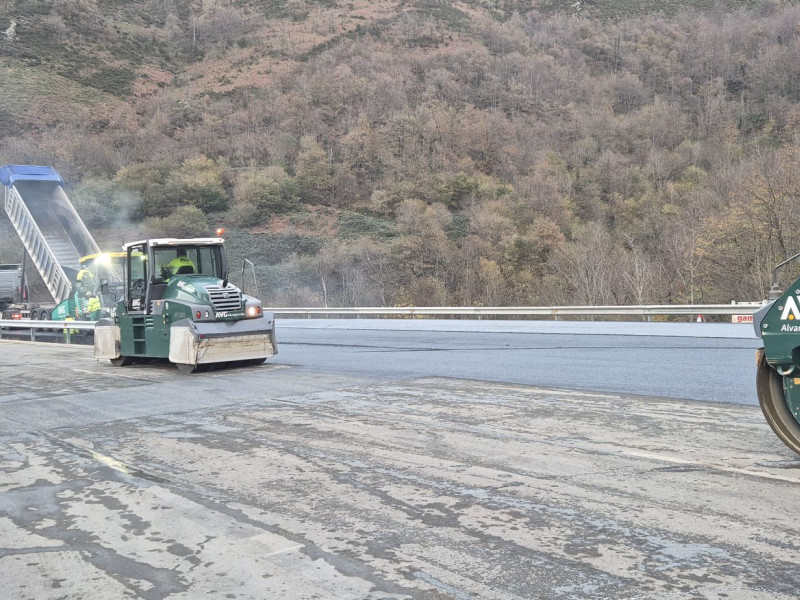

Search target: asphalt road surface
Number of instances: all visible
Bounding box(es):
[2,320,795,600]
[275,319,763,405]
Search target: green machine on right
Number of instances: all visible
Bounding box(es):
[754,251,800,454]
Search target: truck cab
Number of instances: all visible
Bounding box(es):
[0,264,23,317]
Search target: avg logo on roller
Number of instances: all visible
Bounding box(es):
[780,296,800,330]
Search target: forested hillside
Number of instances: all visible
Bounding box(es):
[1,0,798,307]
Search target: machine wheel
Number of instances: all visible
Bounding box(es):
[756,348,800,454]
[39,309,51,320]
[175,363,199,374]
[30,311,38,321]
[110,356,134,367]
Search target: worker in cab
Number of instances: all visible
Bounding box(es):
[76,265,94,292]
[163,248,196,280]
[85,291,102,320]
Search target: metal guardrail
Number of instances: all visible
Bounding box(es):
[0,319,95,343]
[271,303,766,319]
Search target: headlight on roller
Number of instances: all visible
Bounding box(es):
[245,302,262,318]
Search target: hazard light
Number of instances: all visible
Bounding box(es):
[215,227,225,237]
[11,313,22,320]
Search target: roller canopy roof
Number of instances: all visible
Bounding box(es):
[0,165,64,186]
[123,238,225,250]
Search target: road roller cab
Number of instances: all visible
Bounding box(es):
[94,236,277,372]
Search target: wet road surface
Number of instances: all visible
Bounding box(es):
[1,335,798,599]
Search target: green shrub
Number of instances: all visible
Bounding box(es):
[336,211,397,240]
[137,181,187,218]
[188,182,229,213]
[70,176,138,228]
[237,170,298,214]
[145,206,210,238]
[222,229,324,264]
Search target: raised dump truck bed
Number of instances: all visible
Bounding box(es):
[0,165,100,303]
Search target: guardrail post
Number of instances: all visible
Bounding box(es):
[30,326,35,342]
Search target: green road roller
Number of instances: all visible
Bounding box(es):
[754,251,800,453]
[94,236,277,372]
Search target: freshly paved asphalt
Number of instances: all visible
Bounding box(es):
[274,319,762,405]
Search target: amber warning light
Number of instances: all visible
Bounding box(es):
[215,227,225,237]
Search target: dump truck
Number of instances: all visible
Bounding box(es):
[1,164,108,321]
[1,165,100,305]
[755,253,800,453]
[94,237,277,372]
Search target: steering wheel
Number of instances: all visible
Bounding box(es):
[130,278,145,298]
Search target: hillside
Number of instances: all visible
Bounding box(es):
[0,0,798,307]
